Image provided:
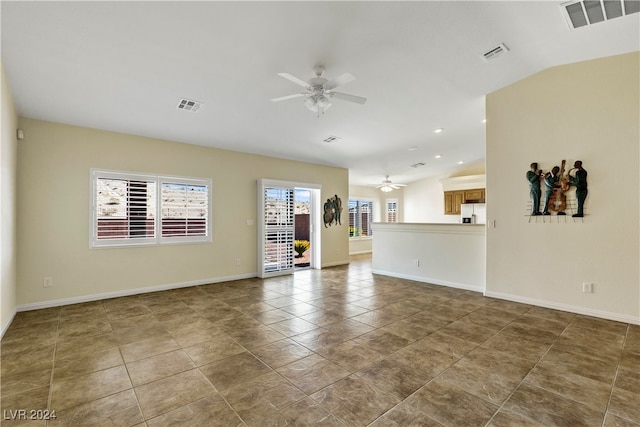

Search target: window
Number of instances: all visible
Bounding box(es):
[348,199,373,238]
[386,199,398,223]
[91,169,211,248]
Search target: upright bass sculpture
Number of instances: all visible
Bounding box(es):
[547,159,569,215]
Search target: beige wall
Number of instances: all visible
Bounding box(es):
[1,63,18,334]
[16,118,349,308]
[486,52,639,323]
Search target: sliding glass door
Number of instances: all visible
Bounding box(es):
[258,179,321,278]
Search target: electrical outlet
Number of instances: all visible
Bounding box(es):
[236,258,241,265]
[413,259,420,267]
[43,277,53,288]
[582,282,593,293]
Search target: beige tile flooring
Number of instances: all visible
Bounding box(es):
[1,254,639,426]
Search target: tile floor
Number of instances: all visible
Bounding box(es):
[1,254,639,426]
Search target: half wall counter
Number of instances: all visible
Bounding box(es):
[372,223,486,292]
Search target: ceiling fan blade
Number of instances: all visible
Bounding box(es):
[270,93,306,102]
[325,73,355,90]
[277,73,310,88]
[331,92,367,105]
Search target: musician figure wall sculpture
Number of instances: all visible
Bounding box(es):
[526,159,587,219]
[526,162,543,216]
[568,160,588,218]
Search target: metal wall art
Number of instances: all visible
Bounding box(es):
[323,195,343,227]
[526,160,588,219]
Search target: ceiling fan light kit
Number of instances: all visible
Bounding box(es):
[271,66,366,117]
[376,175,407,192]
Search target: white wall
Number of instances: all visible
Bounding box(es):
[1,64,18,336]
[403,176,458,224]
[373,223,485,292]
[403,160,485,224]
[486,52,639,324]
[16,118,349,309]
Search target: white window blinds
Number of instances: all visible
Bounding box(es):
[348,199,373,238]
[91,170,211,248]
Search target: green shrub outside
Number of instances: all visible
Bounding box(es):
[294,240,310,257]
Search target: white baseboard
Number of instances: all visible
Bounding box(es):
[349,250,372,256]
[372,269,484,293]
[16,273,257,313]
[322,260,350,268]
[1,309,17,339]
[484,290,640,325]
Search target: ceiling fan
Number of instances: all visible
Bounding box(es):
[271,66,367,116]
[377,175,407,192]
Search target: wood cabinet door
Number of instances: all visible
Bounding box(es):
[453,191,465,214]
[444,192,454,214]
[464,189,484,202]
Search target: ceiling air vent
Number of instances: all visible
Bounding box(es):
[410,162,426,168]
[561,0,639,30]
[177,98,203,112]
[323,135,341,143]
[482,43,509,63]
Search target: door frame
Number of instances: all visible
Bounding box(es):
[257,179,321,278]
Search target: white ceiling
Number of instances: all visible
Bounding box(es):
[2,1,638,186]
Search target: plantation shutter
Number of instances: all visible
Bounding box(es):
[160,181,208,239]
[258,180,295,278]
[386,200,398,223]
[93,172,157,246]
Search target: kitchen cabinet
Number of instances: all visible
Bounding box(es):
[464,189,485,203]
[444,188,485,215]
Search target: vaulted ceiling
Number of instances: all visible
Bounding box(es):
[2,1,638,186]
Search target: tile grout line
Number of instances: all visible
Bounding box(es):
[45,308,62,427]
[107,298,148,426]
[481,307,572,426]
[600,323,628,427]
[362,294,502,426]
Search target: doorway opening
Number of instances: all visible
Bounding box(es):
[294,189,312,269]
[258,179,321,278]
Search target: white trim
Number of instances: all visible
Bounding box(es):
[16,273,256,313]
[349,250,372,255]
[322,260,350,268]
[257,179,322,278]
[372,269,484,293]
[90,169,212,248]
[1,309,17,339]
[439,174,486,192]
[484,290,640,326]
[373,222,485,236]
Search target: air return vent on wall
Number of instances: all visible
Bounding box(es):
[561,0,640,29]
[177,98,203,112]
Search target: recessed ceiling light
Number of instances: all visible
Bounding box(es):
[457,161,464,165]
[434,154,442,159]
[434,128,444,134]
